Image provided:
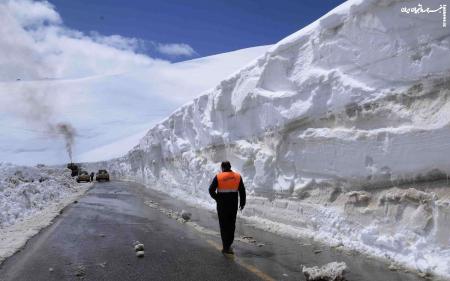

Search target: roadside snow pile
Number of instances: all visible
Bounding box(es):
[0,162,87,264]
[302,261,347,281]
[0,162,78,228]
[102,0,450,278]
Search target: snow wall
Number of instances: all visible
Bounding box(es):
[101,0,450,278]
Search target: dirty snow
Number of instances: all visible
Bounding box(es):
[302,261,347,281]
[95,0,450,278]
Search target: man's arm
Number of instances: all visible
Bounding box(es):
[238,177,246,210]
[209,176,218,200]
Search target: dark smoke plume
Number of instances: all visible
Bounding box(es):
[53,123,76,162]
[11,85,78,162]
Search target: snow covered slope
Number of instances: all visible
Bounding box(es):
[104,0,450,278]
[0,45,270,165]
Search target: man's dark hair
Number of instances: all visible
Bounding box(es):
[221,161,232,171]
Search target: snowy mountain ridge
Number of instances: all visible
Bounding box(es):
[103,0,450,278]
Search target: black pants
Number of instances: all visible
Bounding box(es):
[216,193,238,250]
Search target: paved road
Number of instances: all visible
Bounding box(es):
[0,181,425,281]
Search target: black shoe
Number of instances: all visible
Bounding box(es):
[221,248,234,255]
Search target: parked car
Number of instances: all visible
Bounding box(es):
[96,170,110,182]
[76,171,91,183]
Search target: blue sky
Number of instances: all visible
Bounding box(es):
[48,0,345,61]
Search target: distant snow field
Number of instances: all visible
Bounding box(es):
[96,0,450,279]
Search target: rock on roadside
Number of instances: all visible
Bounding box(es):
[181,210,192,221]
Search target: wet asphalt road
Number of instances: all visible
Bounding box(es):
[0,181,425,281]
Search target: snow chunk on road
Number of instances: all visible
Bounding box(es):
[134,243,144,251]
[136,251,145,258]
[181,210,192,221]
[302,262,347,281]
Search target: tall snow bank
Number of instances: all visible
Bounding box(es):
[0,163,79,227]
[104,0,450,278]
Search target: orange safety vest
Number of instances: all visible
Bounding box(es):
[217,171,241,193]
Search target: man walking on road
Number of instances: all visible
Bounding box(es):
[209,161,246,254]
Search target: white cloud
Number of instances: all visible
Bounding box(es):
[89,32,146,53]
[0,0,162,82]
[7,0,61,26]
[155,43,197,57]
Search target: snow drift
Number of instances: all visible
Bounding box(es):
[102,0,450,278]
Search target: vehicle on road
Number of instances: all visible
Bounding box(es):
[76,171,91,183]
[67,163,79,177]
[96,170,110,182]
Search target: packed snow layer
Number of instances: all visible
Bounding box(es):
[101,0,450,278]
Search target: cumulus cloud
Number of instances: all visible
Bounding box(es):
[0,0,164,82]
[89,32,147,53]
[155,43,197,57]
[7,0,61,26]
